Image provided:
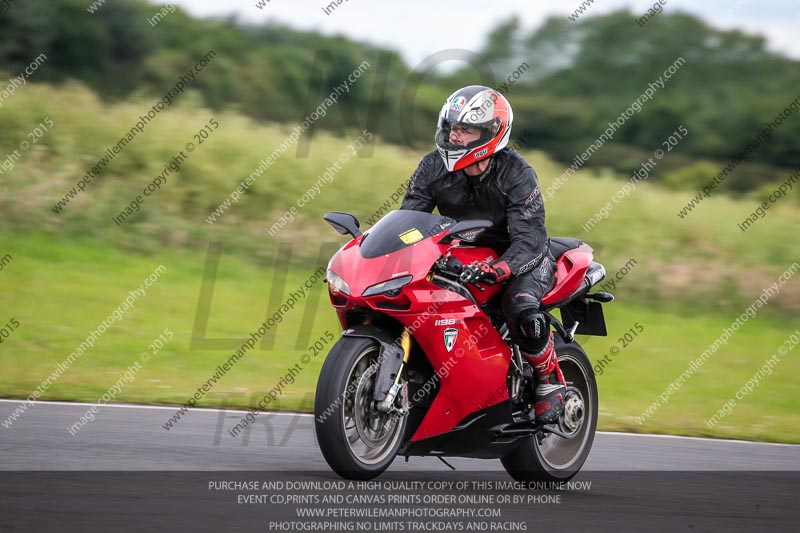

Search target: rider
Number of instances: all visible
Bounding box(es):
[400,85,566,424]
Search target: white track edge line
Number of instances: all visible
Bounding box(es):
[1,398,797,447]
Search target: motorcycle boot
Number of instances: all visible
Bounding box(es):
[523,332,566,424]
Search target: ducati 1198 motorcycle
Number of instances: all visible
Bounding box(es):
[315,209,613,481]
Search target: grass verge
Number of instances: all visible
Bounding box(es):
[1,233,797,442]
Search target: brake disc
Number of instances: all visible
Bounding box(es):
[560,388,585,435]
[353,365,397,448]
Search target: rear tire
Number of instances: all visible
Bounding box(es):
[501,340,598,482]
[314,336,407,480]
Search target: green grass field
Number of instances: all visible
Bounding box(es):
[1,233,798,442]
[0,233,334,414]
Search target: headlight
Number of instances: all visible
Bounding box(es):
[362,275,413,298]
[327,270,350,295]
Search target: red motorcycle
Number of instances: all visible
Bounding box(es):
[315,210,612,480]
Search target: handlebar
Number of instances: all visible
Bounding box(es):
[434,255,489,291]
[435,255,464,279]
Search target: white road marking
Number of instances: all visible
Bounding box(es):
[1,398,798,447]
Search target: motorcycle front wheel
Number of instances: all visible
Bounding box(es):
[314,336,407,480]
[501,340,598,482]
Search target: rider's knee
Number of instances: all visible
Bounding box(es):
[506,307,550,354]
[519,309,549,340]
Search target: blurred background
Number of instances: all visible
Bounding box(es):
[1,0,798,442]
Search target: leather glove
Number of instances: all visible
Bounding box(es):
[460,260,511,286]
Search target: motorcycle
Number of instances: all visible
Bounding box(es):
[315,209,613,481]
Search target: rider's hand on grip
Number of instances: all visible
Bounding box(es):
[459,262,487,286]
[460,260,511,287]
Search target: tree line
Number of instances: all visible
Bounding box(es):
[2,0,798,194]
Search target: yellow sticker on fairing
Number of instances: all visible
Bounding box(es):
[399,228,424,244]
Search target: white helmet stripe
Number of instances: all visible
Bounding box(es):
[495,126,512,152]
[457,91,489,122]
[460,90,496,123]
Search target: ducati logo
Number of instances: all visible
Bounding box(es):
[444,328,458,352]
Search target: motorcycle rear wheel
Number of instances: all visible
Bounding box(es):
[315,336,407,480]
[501,340,598,482]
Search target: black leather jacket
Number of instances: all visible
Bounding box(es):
[400,148,550,276]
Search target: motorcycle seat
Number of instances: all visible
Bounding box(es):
[548,237,584,260]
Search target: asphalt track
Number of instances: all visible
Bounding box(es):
[1,399,798,532]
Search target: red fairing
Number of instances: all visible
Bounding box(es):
[326,235,512,441]
[326,230,446,326]
[542,244,593,305]
[393,288,511,442]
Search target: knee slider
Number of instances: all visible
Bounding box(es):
[519,310,550,348]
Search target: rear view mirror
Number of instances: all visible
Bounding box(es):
[323,212,362,238]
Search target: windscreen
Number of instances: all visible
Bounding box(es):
[360,210,455,259]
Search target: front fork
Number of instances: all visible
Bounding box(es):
[376,328,411,414]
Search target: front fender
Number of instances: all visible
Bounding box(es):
[341,324,403,402]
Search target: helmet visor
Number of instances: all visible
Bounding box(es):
[435,120,492,152]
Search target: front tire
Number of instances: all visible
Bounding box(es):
[501,340,598,482]
[314,336,407,480]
